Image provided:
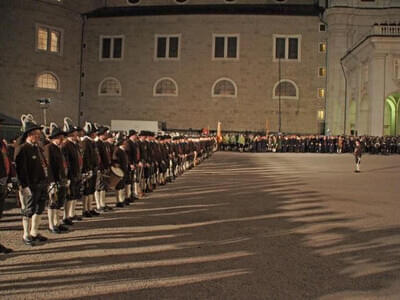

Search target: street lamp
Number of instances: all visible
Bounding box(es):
[36,98,51,126]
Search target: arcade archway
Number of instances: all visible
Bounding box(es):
[384,93,400,136]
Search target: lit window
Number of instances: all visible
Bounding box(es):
[154,78,178,96]
[213,34,239,60]
[318,67,326,77]
[273,80,299,100]
[100,36,124,60]
[155,35,180,60]
[99,78,121,96]
[317,110,325,120]
[36,25,62,54]
[36,72,59,91]
[318,88,325,98]
[212,78,237,98]
[319,42,326,53]
[273,35,301,61]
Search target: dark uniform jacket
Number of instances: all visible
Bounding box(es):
[0,140,11,179]
[112,146,129,182]
[81,137,99,173]
[45,142,68,183]
[96,139,111,171]
[126,139,140,165]
[62,139,82,180]
[15,142,48,188]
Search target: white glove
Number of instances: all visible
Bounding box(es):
[7,183,13,191]
[88,170,93,178]
[22,187,32,199]
[48,182,56,194]
[67,180,71,187]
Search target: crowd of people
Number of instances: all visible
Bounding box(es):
[0,114,216,254]
[219,133,400,155]
[2,117,399,255]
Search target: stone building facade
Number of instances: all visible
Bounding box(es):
[1,0,328,134]
[323,0,400,136]
[0,0,104,128]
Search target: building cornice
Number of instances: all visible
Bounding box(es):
[85,4,322,18]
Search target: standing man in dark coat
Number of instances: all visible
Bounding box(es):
[354,139,362,173]
[44,123,69,233]
[62,117,83,222]
[113,134,130,207]
[15,114,49,246]
[81,122,99,218]
[0,118,13,253]
[95,126,112,212]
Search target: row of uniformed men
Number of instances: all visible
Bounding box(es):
[0,114,216,252]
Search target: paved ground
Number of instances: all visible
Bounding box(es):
[1,152,400,299]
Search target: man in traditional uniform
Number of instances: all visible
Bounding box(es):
[113,133,130,207]
[62,117,83,222]
[81,122,99,217]
[126,130,142,201]
[354,139,362,173]
[15,114,49,245]
[95,126,113,212]
[44,123,69,233]
[0,118,13,253]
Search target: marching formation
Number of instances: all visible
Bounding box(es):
[220,133,400,155]
[0,115,216,254]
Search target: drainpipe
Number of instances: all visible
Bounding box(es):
[319,8,328,134]
[340,59,348,135]
[78,15,86,126]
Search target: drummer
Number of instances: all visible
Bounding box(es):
[112,133,130,208]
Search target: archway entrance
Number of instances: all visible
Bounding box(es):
[384,93,400,136]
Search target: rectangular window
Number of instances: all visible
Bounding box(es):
[318,88,325,98]
[36,24,63,55]
[100,36,124,60]
[213,34,239,60]
[273,35,301,61]
[155,34,180,60]
[319,42,327,53]
[276,38,285,59]
[318,67,326,77]
[319,23,326,32]
[288,38,298,59]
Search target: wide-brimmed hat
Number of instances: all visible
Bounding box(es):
[63,117,79,135]
[49,122,66,139]
[20,114,43,137]
[139,130,155,137]
[83,121,97,135]
[97,126,109,136]
[128,129,138,137]
[115,132,127,146]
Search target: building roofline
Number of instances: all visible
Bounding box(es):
[341,34,400,62]
[85,4,323,18]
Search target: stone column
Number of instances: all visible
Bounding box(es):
[368,54,386,136]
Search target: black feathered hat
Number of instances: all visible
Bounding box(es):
[83,121,97,135]
[63,117,79,135]
[20,114,43,138]
[128,129,138,137]
[49,122,66,139]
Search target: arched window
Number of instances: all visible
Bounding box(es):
[153,77,178,96]
[273,79,299,100]
[98,77,121,96]
[212,78,237,98]
[35,72,59,91]
[127,0,140,5]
